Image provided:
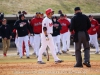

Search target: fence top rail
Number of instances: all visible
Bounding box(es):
[4,13,100,20]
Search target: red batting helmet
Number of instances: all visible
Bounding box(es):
[45,8,54,15]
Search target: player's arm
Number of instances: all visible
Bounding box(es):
[95,20,99,31]
[26,20,34,35]
[43,27,48,37]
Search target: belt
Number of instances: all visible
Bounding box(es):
[48,33,52,35]
[34,33,40,34]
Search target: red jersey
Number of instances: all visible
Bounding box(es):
[97,24,100,38]
[30,17,43,34]
[58,18,70,34]
[88,19,99,35]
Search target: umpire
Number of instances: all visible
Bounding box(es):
[70,7,91,67]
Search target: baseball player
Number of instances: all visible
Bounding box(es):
[52,16,62,55]
[58,14,70,53]
[30,12,43,57]
[88,15,99,54]
[37,8,63,64]
[14,14,33,58]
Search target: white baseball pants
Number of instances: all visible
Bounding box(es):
[15,38,19,53]
[18,35,30,57]
[60,31,70,51]
[89,33,99,52]
[30,36,35,53]
[38,34,60,61]
[53,35,61,53]
[33,34,41,56]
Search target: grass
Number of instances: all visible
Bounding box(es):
[0,54,100,63]
[0,0,100,14]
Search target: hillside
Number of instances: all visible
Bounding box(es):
[0,0,100,14]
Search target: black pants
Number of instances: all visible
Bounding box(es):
[75,31,90,65]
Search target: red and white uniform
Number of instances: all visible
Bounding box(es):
[30,17,42,56]
[88,19,99,53]
[38,17,61,61]
[58,18,70,51]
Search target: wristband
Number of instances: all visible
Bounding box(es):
[45,35,48,37]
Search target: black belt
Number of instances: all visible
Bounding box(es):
[49,33,52,35]
[34,33,40,34]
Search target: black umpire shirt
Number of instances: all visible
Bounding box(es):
[70,12,91,42]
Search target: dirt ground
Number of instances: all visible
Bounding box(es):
[0,61,100,75]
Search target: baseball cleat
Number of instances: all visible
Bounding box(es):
[32,52,36,55]
[62,50,67,54]
[55,60,64,64]
[37,61,46,64]
[20,57,22,59]
[67,49,69,51]
[3,53,7,57]
[17,52,19,55]
[95,52,99,54]
[26,57,30,59]
[43,53,47,56]
[72,54,75,56]
[56,52,62,55]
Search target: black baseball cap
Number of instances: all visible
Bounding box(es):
[60,14,65,17]
[74,7,81,11]
[88,15,93,18]
[36,12,41,14]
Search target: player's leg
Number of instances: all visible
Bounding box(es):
[47,34,61,61]
[89,35,92,46]
[56,35,61,54]
[66,31,71,51]
[37,34,47,62]
[34,34,41,57]
[18,37,23,58]
[62,33,67,53]
[15,38,19,55]
[53,36,58,54]
[36,34,41,57]
[60,34,63,51]
[24,35,30,58]
[30,36,35,54]
[93,33,99,53]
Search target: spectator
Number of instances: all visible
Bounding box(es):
[0,19,12,57]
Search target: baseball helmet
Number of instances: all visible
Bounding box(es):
[45,8,54,15]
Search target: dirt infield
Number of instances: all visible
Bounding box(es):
[0,61,100,75]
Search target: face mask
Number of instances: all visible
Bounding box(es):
[53,19,56,22]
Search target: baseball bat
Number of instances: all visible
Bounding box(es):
[46,47,49,61]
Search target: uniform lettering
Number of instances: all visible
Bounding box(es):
[61,23,66,26]
[19,22,26,26]
[91,24,95,27]
[49,23,53,27]
[53,24,59,27]
[34,22,42,26]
